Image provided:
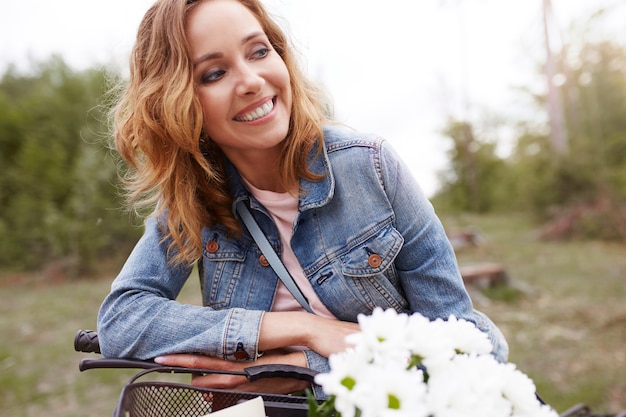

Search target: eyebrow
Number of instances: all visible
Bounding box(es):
[192,31,266,67]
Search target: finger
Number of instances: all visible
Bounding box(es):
[154,354,226,369]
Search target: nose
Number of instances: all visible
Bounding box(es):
[235,63,264,96]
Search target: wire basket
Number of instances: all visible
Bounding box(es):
[111,367,312,417]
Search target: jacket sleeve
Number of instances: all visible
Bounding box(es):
[97,216,264,361]
[378,140,509,363]
[303,350,331,399]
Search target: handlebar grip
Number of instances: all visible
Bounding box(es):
[79,358,160,372]
[244,364,318,383]
[74,329,100,354]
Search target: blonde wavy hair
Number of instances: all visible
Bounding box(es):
[113,0,330,266]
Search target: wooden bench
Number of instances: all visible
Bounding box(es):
[459,262,509,288]
[448,230,484,252]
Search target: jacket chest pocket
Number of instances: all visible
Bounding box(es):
[341,224,404,278]
[317,224,408,316]
[201,233,246,309]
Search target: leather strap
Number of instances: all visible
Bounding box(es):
[236,200,314,314]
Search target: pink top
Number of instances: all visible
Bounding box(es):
[244,180,335,319]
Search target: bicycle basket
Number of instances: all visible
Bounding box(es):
[114,379,311,417]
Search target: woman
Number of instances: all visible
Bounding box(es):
[97,0,508,398]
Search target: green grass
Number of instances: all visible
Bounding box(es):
[442,212,626,414]
[0,267,203,417]
[1,212,624,416]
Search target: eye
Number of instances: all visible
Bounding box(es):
[200,68,226,84]
[251,45,270,60]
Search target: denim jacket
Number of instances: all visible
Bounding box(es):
[97,125,508,397]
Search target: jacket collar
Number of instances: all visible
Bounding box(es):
[228,127,335,213]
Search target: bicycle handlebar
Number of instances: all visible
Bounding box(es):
[74,329,100,354]
[74,329,319,383]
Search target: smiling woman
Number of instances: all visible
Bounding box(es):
[186,0,293,189]
[96,0,508,400]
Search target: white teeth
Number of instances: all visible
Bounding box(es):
[236,100,274,121]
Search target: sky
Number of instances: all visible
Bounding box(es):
[1,0,625,195]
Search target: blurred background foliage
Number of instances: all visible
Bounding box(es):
[0,56,141,276]
[432,39,626,241]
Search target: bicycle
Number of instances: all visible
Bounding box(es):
[75,329,625,417]
[75,330,318,417]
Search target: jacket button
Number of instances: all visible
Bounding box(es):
[234,342,249,360]
[368,253,382,268]
[205,241,219,253]
[234,350,249,360]
[259,255,270,267]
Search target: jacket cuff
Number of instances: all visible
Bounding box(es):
[222,308,265,361]
[303,350,331,399]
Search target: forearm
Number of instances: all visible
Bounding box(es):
[258,312,359,358]
[257,311,312,351]
[99,296,264,360]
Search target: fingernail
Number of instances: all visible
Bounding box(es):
[154,356,166,364]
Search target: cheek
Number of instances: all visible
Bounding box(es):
[278,67,293,109]
[281,66,291,94]
[198,90,226,126]
[269,57,291,96]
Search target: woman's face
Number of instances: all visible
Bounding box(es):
[186,0,292,165]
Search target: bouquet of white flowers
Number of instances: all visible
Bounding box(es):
[310,308,559,417]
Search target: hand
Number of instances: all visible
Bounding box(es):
[303,315,360,357]
[154,350,310,394]
[259,312,360,358]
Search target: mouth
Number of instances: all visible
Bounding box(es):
[233,97,276,122]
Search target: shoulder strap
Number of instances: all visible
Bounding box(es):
[235,200,314,314]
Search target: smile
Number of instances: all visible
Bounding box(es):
[234,98,275,122]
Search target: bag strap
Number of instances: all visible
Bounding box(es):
[235,200,314,314]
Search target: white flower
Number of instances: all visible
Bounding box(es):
[313,308,559,417]
[366,363,429,417]
[315,349,369,417]
[346,307,412,365]
[501,364,540,413]
[404,313,458,366]
[317,347,429,417]
[319,359,429,417]
[404,314,494,371]
[438,315,493,355]
[500,363,559,417]
[426,354,559,417]
[426,354,511,417]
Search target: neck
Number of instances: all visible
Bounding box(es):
[222,146,296,193]
[233,155,293,193]
[243,172,288,193]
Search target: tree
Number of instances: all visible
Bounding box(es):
[0,57,141,275]
[434,38,626,243]
[434,120,511,213]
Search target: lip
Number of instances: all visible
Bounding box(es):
[233,96,276,122]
